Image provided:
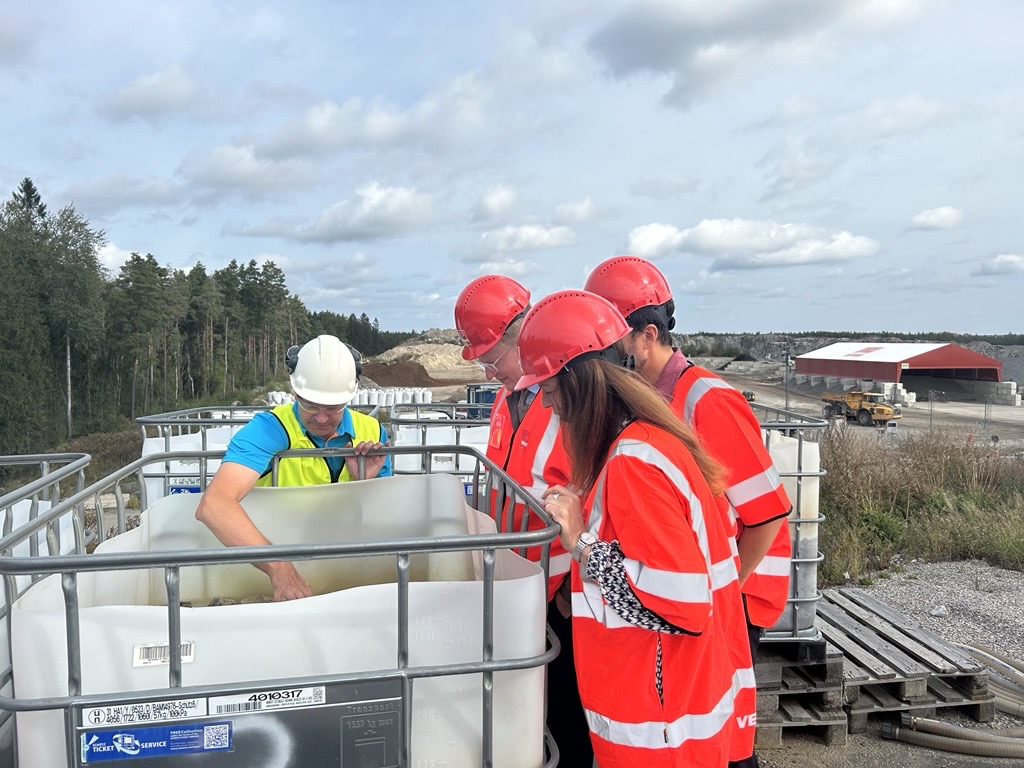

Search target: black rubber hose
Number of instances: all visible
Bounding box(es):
[882,722,1024,758]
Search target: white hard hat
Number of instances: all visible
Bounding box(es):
[288,335,359,406]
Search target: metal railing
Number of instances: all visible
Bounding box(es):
[0,445,559,768]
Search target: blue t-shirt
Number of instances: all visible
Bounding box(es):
[223,404,392,478]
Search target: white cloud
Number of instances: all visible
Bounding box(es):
[475,259,542,277]
[477,224,575,253]
[475,184,518,220]
[629,176,702,200]
[100,64,206,121]
[96,241,134,275]
[624,223,686,259]
[625,217,879,270]
[586,0,932,108]
[910,205,964,230]
[63,174,186,215]
[0,10,38,67]
[178,145,315,197]
[759,136,839,199]
[973,254,1024,276]
[262,72,494,158]
[555,197,595,224]
[294,183,433,243]
[286,251,387,285]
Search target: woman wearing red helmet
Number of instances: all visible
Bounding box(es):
[519,290,755,768]
[454,275,591,765]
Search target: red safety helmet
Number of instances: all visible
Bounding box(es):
[455,275,531,360]
[515,290,630,390]
[584,256,673,319]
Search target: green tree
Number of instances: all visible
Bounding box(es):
[11,177,47,224]
[0,200,60,455]
[41,205,107,438]
[107,254,170,419]
[182,263,223,398]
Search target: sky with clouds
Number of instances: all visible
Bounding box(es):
[2,1,1022,334]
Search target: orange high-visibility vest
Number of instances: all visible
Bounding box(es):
[486,386,572,600]
[571,421,755,767]
[668,365,793,630]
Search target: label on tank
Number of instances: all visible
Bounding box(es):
[82,698,208,727]
[209,685,326,714]
[80,721,232,762]
[132,640,195,667]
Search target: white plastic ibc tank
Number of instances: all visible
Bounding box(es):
[764,432,821,634]
[142,434,206,501]
[11,474,546,768]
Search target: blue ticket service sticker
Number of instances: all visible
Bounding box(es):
[81,722,232,762]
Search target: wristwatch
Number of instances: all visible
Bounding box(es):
[571,532,598,562]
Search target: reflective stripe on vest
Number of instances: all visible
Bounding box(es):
[671,366,793,627]
[584,666,756,750]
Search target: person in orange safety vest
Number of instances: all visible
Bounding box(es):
[520,289,754,768]
[453,275,590,765]
[586,256,793,768]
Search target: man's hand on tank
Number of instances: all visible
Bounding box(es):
[267,561,312,601]
[351,440,384,455]
[346,440,387,479]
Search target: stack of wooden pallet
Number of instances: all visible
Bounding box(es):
[754,587,995,748]
[754,637,848,748]
[818,588,994,734]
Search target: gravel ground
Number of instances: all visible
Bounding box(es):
[760,559,1024,767]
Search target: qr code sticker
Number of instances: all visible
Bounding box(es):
[204,724,230,750]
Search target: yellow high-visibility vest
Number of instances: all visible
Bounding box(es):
[254,403,383,486]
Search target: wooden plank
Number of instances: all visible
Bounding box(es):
[780,667,812,694]
[835,588,983,674]
[816,605,897,680]
[838,654,872,684]
[816,600,930,679]
[779,698,814,723]
[825,590,957,674]
[928,675,968,704]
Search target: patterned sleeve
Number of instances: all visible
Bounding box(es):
[583,540,692,635]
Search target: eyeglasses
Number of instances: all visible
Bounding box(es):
[476,343,514,376]
[295,396,346,417]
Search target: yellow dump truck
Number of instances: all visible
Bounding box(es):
[821,391,901,426]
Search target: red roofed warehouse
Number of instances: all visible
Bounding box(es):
[794,342,1018,407]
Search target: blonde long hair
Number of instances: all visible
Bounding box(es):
[555,357,725,496]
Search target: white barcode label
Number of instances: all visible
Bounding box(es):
[132,641,196,668]
[209,686,325,714]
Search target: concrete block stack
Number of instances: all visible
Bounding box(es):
[961,379,1021,406]
[879,381,917,407]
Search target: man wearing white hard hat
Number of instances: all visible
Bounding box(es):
[196,334,390,601]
